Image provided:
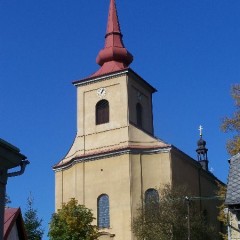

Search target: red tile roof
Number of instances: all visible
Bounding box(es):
[4,208,27,240]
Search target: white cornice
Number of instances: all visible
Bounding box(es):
[73,70,129,87]
[53,146,171,172]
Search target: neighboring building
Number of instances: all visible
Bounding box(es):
[0,139,29,240]
[53,0,223,239]
[4,208,27,240]
[225,153,240,240]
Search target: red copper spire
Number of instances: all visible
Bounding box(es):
[93,0,133,77]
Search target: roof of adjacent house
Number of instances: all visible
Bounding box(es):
[4,208,27,240]
[225,153,240,206]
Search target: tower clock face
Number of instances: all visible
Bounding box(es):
[97,88,106,97]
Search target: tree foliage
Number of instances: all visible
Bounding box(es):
[5,194,11,207]
[23,194,44,240]
[216,182,228,240]
[132,184,218,240]
[48,198,99,240]
[222,84,240,155]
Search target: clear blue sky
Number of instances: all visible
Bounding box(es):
[0,0,239,239]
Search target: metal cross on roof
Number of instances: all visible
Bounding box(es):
[199,125,203,136]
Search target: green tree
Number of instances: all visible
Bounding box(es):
[24,194,44,240]
[216,182,228,240]
[48,198,99,240]
[222,84,240,156]
[132,184,218,240]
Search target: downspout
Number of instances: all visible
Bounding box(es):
[140,153,143,208]
[140,153,144,238]
[7,160,29,177]
[83,91,86,205]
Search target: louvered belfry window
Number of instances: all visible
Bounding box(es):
[96,100,109,125]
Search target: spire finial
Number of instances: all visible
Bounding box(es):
[106,0,121,38]
[199,125,203,137]
[93,0,133,77]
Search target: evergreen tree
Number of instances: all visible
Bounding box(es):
[24,194,44,240]
[216,182,228,240]
[48,198,99,240]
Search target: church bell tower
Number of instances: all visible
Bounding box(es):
[53,1,169,239]
[53,0,164,169]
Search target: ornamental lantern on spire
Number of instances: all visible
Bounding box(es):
[196,125,209,171]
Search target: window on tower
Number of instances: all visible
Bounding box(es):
[96,100,109,125]
[136,103,143,128]
[97,194,110,228]
[145,188,159,205]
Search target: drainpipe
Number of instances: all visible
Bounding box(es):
[7,160,30,177]
[0,139,29,240]
[185,196,191,240]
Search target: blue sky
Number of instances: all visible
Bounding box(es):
[0,0,239,238]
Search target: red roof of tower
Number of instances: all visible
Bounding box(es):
[91,0,133,77]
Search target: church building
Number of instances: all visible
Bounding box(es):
[53,0,222,239]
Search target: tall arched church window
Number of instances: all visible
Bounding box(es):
[144,189,159,220]
[145,188,159,205]
[136,103,143,128]
[97,194,110,228]
[96,100,109,125]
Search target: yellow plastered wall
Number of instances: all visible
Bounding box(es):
[171,148,221,233]
[76,74,128,136]
[55,154,133,239]
[55,150,172,240]
[129,152,172,230]
[127,74,154,134]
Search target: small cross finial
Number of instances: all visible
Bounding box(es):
[199,125,203,137]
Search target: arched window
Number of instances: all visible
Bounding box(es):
[144,189,159,220]
[97,194,110,228]
[145,188,159,205]
[136,103,143,128]
[96,100,109,125]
